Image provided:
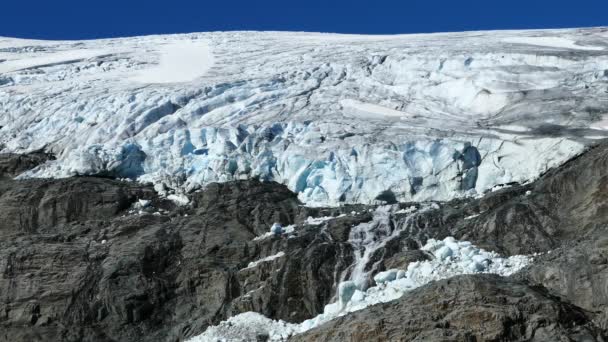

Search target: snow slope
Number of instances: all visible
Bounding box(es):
[129,40,213,83]
[1,28,608,205]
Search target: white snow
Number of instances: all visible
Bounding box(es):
[372,269,399,284]
[0,49,111,74]
[305,214,345,225]
[136,199,151,208]
[282,225,296,235]
[1,28,607,206]
[590,115,608,130]
[490,184,512,192]
[0,37,51,49]
[129,40,213,84]
[167,194,189,206]
[340,99,409,119]
[244,252,285,270]
[187,312,298,342]
[252,232,274,241]
[252,215,345,241]
[189,236,532,341]
[395,206,417,214]
[503,36,604,51]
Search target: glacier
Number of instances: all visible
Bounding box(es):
[1,28,608,205]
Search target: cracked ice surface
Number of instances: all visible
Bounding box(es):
[1,28,608,205]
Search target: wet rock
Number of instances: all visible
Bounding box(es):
[0,151,54,179]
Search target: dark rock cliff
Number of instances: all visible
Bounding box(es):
[0,155,360,341]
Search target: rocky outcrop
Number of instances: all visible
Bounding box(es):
[0,153,363,341]
[508,142,608,332]
[516,241,608,332]
[0,177,157,236]
[0,151,53,179]
[292,274,603,341]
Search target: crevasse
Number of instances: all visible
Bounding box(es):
[1,29,607,205]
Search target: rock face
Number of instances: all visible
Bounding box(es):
[292,275,603,342]
[0,153,361,341]
[0,151,53,179]
[2,141,608,342]
[0,177,155,236]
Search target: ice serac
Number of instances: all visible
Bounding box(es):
[1,28,608,205]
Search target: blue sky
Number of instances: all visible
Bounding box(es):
[2,0,607,39]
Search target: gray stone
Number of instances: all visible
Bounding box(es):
[292,275,603,342]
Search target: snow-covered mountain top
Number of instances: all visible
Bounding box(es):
[1,28,608,205]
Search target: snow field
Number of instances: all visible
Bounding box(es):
[129,40,213,83]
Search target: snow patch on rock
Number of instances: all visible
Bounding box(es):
[244,252,286,270]
[187,312,298,342]
[190,236,532,341]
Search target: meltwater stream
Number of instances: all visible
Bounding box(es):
[346,204,428,290]
[189,205,532,341]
